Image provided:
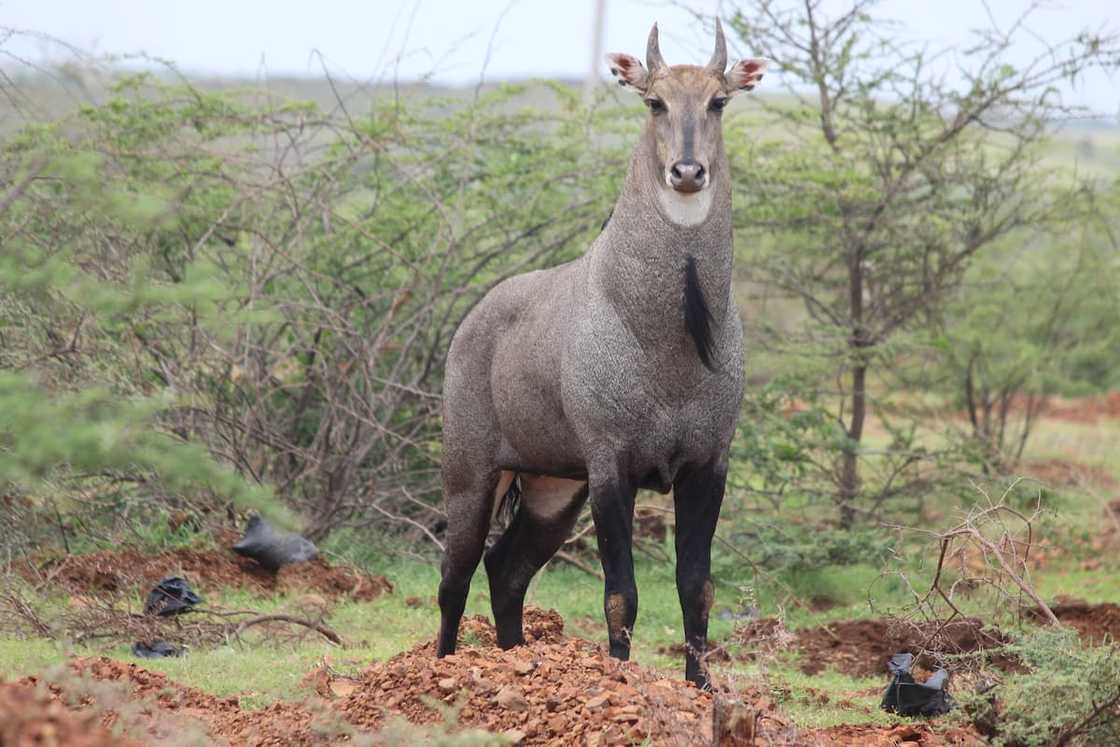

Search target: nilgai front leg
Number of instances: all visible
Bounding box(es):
[590,468,639,660]
[673,462,727,688]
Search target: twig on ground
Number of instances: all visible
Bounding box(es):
[553,551,604,580]
[231,614,343,645]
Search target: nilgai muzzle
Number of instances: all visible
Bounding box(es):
[436,20,766,688]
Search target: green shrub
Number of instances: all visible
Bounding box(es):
[962,628,1120,746]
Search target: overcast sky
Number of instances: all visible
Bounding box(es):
[2,0,1117,114]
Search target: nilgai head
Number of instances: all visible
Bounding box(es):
[607,20,767,195]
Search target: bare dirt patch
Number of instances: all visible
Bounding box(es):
[752,618,1011,678]
[1030,602,1120,643]
[1020,458,1119,490]
[956,392,1120,425]
[5,609,799,745]
[20,658,320,746]
[457,606,567,649]
[737,605,1119,682]
[1041,392,1120,423]
[21,547,393,602]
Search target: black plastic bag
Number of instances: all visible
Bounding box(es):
[881,652,955,717]
[232,514,318,572]
[131,640,184,658]
[143,576,202,617]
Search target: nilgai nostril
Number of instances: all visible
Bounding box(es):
[436,18,767,690]
[670,160,706,191]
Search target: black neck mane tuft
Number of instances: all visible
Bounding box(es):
[684,255,716,370]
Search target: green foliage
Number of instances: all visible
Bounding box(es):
[936,186,1120,468]
[0,70,630,550]
[723,1,1120,525]
[733,521,893,575]
[0,373,275,515]
[0,136,291,540]
[962,627,1120,746]
[730,377,844,506]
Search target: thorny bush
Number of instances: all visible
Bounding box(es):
[0,71,627,550]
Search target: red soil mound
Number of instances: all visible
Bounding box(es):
[23,547,392,602]
[336,607,795,745]
[1032,602,1120,643]
[780,618,1009,678]
[0,681,145,747]
[55,657,317,746]
[457,606,568,648]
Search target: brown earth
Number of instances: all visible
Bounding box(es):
[20,546,393,602]
[956,392,1120,425]
[336,607,796,745]
[21,658,322,746]
[0,680,146,747]
[1020,458,1119,490]
[742,605,1120,682]
[656,642,733,663]
[815,722,983,746]
[1030,602,1120,643]
[768,618,1010,678]
[1041,392,1120,423]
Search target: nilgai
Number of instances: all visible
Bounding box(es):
[437,20,766,687]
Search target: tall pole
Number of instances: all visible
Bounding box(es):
[584,0,607,102]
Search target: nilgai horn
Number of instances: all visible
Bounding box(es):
[436,20,767,688]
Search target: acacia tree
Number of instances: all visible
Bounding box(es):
[725,0,1119,525]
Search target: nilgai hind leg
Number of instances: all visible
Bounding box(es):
[484,475,588,648]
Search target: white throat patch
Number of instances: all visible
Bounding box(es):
[657,186,713,227]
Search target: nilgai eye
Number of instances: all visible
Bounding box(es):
[645,98,666,114]
[709,97,728,112]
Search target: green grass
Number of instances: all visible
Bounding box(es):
[765,664,890,729]
[0,638,69,678]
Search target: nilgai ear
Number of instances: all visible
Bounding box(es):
[726,58,768,94]
[606,53,650,93]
